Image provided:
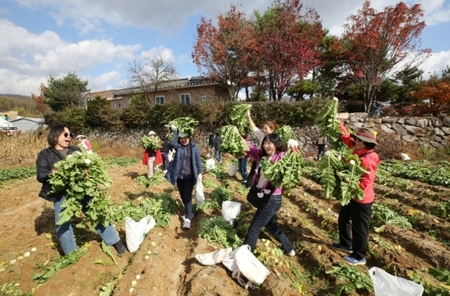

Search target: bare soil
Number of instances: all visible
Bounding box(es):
[1,149,449,296]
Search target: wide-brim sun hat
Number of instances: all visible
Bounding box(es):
[178,130,189,138]
[75,135,86,140]
[148,131,156,136]
[352,128,378,145]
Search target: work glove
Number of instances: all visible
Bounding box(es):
[197,173,202,183]
[170,124,177,131]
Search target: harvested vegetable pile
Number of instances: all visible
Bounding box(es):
[114,193,181,227]
[260,150,303,189]
[230,103,252,135]
[198,216,242,248]
[317,150,367,206]
[169,117,198,136]
[141,135,161,150]
[49,151,115,229]
[219,125,249,157]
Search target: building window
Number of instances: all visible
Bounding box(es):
[114,102,121,108]
[180,94,191,105]
[155,96,165,104]
[201,95,207,101]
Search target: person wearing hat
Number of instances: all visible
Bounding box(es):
[165,125,203,229]
[142,131,163,179]
[75,135,93,154]
[332,123,380,266]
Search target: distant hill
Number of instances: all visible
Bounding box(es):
[0,94,41,116]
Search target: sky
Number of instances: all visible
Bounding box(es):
[1,0,450,97]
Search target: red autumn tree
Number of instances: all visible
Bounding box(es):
[341,1,430,114]
[253,0,322,101]
[410,74,450,114]
[31,83,51,115]
[192,5,256,100]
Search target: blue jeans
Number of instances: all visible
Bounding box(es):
[177,178,196,220]
[214,150,222,162]
[238,157,248,181]
[54,195,120,255]
[243,194,294,253]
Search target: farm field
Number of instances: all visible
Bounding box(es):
[1,148,450,296]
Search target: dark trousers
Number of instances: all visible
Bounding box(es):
[317,145,326,160]
[338,200,373,260]
[246,159,258,188]
[176,178,195,220]
[161,153,169,170]
[243,194,293,253]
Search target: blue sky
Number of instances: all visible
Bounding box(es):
[1,0,449,96]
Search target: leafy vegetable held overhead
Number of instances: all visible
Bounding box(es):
[260,150,304,189]
[169,117,198,137]
[314,97,346,151]
[318,150,367,206]
[141,135,161,150]
[276,125,296,147]
[230,103,252,135]
[49,151,115,229]
[219,125,249,157]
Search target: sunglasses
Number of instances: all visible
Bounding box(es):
[63,133,74,138]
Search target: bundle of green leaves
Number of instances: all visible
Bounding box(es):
[230,103,252,135]
[314,97,347,151]
[49,151,115,229]
[219,125,249,157]
[318,150,367,206]
[276,125,296,147]
[169,117,198,136]
[141,135,161,150]
[198,217,242,248]
[260,150,304,189]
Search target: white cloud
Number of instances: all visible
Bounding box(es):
[420,50,450,76]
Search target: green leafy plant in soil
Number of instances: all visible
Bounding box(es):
[114,192,181,227]
[410,267,450,295]
[210,186,233,207]
[0,166,36,187]
[325,263,373,295]
[198,216,242,248]
[49,151,115,229]
[135,172,167,187]
[32,244,89,284]
[370,203,412,231]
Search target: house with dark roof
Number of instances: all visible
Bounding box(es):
[10,117,45,132]
[88,76,230,109]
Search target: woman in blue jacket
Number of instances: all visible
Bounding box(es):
[165,127,203,229]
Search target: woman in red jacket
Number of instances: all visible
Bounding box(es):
[332,124,380,266]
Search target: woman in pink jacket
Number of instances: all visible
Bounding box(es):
[332,124,380,266]
[243,133,295,256]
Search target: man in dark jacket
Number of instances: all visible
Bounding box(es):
[213,132,222,163]
[161,131,174,172]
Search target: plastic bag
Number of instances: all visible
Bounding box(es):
[195,247,233,265]
[222,201,241,225]
[228,163,237,176]
[206,158,215,170]
[369,267,424,296]
[125,215,156,253]
[222,245,270,289]
[195,181,205,206]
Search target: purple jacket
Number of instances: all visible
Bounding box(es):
[248,147,285,195]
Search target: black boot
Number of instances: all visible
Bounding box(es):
[113,240,127,257]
